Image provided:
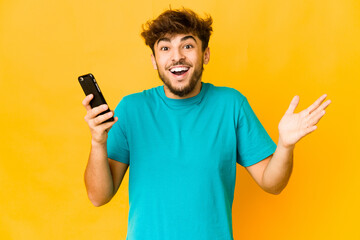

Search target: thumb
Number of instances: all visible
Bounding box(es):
[286,95,299,114]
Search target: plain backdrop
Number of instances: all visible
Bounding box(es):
[0,0,359,239]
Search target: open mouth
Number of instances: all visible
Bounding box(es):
[169,66,190,76]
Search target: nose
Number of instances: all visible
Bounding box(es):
[171,48,185,63]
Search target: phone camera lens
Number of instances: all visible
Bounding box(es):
[79,77,83,81]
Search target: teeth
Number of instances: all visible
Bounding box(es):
[170,67,189,73]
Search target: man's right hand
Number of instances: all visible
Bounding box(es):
[82,94,118,145]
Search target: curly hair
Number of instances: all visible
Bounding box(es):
[141,8,213,55]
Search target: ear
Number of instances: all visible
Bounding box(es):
[151,54,158,70]
[203,47,210,65]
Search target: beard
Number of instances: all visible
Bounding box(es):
[156,59,204,98]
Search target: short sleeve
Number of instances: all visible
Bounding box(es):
[236,98,277,167]
[107,97,130,164]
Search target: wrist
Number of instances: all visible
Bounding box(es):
[278,137,295,151]
[91,139,107,148]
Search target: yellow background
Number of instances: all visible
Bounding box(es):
[1,0,359,239]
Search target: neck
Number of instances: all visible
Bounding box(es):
[164,81,202,99]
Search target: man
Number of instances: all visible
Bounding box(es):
[82,8,331,240]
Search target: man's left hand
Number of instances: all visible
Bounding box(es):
[278,94,331,149]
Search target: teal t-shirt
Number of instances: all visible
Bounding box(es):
[107,82,276,240]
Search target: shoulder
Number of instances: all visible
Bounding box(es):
[206,83,247,105]
[114,86,159,109]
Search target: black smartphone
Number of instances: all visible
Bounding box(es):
[78,73,114,123]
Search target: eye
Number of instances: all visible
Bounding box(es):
[160,46,169,51]
[184,44,193,49]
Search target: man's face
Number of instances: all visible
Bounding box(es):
[151,33,210,98]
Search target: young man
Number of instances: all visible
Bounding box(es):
[82,8,331,240]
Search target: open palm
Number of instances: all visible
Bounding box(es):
[278,94,331,148]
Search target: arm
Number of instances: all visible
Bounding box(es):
[246,94,331,195]
[262,141,293,194]
[82,94,128,206]
[84,144,129,206]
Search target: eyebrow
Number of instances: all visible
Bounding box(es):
[156,35,197,46]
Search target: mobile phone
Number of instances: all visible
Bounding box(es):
[78,73,114,122]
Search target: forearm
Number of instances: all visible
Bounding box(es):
[84,140,114,206]
[262,138,294,194]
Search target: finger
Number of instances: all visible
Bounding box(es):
[320,99,331,111]
[103,117,118,133]
[286,95,300,114]
[308,109,327,126]
[306,99,331,120]
[97,117,118,134]
[87,104,109,119]
[306,94,327,115]
[82,94,94,111]
[93,109,114,125]
[301,125,318,138]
